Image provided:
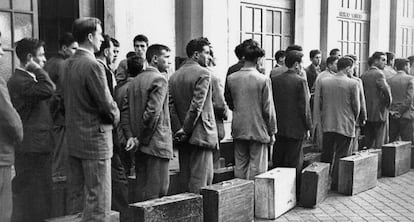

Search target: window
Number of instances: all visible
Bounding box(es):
[240,2,293,74]
[0,0,37,80]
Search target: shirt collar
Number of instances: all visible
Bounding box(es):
[16,67,37,82]
[76,47,95,58]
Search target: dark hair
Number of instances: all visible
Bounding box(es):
[146,44,170,63]
[329,48,340,56]
[111,37,120,47]
[368,56,375,66]
[95,34,112,56]
[408,56,414,66]
[326,56,339,66]
[59,32,76,48]
[285,50,303,68]
[371,51,386,61]
[72,17,101,43]
[133,34,149,45]
[337,57,354,71]
[344,54,357,62]
[126,51,138,58]
[386,52,395,65]
[274,50,286,61]
[234,44,244,60]
[309,49,321,59]
[185,37,210,58]
[15,38,45,63]
[394,58,410,71]
[286,44,303,52]
[243,40,265,62]
[127,55,144,77]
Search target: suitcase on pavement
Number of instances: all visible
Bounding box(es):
[411,145,414,169]
[338,152,378,195]
[201,178,254,222]
[300,162,330,208]
[254,167,296,219]
[213,166,235,184]
[367,149,382,178]
[302,152,322,169]
[130,193,203,222]
[45,211,120,222]
[382,141,411,176]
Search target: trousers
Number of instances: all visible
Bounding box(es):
[234,139,268,180]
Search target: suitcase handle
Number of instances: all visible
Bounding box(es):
[220,181,234,186]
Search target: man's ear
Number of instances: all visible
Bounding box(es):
[87,33,93,43]
[25,53,33,63]
[103,48,109,57]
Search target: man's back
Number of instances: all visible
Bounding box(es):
[361,66,392,122]
[272,70,311,139]
[169,59,217,148]
[63,49,119,159]
[387,71,414,119]
[320,75,360,137]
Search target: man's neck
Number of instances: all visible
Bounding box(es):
[147,64,159,72]
[78,43,94,54]
[336,71,347,76]
[96,56,107,66]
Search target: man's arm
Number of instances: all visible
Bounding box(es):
[169,79,181,134]
[141,76,168,144]
[182,72,211,135]
[299,79,312,130]
[86,62,120,126]
[224,77,234,111]
[357,79,367,124]
[351,82,361,121]
[211,75,228,120]
[376,71,392,108]
[0,78,23,143]
[262,78,277,136]
[21,67,55,100]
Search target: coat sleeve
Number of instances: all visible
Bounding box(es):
[21,68,55,100]
[141,76,168,144]
[376,71,392,108]
[211,75,228,120]
[120,87,133,140]
[262,78,277,136]
[0,78,23,143]
[312,77,322,130]
[169,79,181,134]
[357,79,367,123]
[85,62,120,126]
[224,77,234,111]
[182,72,211,134]
[351,82,361,121]
[401,78,414,116]
[299,79,312,130]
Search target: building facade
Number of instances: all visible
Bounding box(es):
[0,0,413,81]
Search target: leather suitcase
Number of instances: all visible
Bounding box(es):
[367,149,382,178]
[45,211,119,222]
[201,178,254,222]
[382,141,411,176]
[254,167,296,219]
[302,152,322,169]
[300,162,330,208]
[213,166,234,184]
[338,152,378,195]
[130,193,203,222]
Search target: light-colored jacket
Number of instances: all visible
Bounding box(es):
[169,60,218,149]
[386,70,414,120]
[225,67,277,143]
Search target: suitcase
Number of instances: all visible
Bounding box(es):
[254,167,296,219]
[411,145,414,169]
[219,139,235,166]
[213,166,235,184]
[167,169,182,195]
[367,149,382,178]
[130,193,203,222]
[302,152,322,169]
[201,178,254,222]
[45,211,119,222]
[300,162,330,208]
[338,152,378,195]
[382,141,411,176]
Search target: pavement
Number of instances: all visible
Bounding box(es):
[256,170,414,222]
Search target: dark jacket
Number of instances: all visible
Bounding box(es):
[63,48,119,160]
[169,60,218,149]
[272,70,311,139]
[305,64,321,93]
[361,66,392,122]
[121,67,172,159]
[8,67,55,153]
[0,77,23,165]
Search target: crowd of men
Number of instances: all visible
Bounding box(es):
[1,16,414,222]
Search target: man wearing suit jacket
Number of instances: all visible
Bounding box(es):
[225,40,277,180]
[318,57,360,190]
[121,44,173,201]
[305,49,322,93]
[63,18,119,221]
[0,32,23,222]
[272,50,311,194]
[387,58,414,143]
[169,37,218,193]
[8,38,55,221]
[361,52,392,149]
